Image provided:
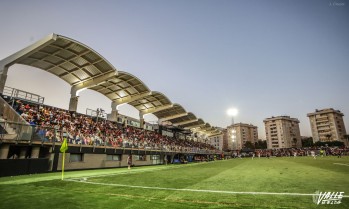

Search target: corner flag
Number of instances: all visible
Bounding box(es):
[60,138,68,180]
[60,138,68,153]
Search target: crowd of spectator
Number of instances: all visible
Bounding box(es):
[12,100,219,153]
[242,147,349,158]
[7,100,349,157]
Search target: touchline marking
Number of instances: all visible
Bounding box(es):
[68,162,205,180]
[333,163,349,166]
[66,179,349,197]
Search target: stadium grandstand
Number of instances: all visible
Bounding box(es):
[0,33,223,177]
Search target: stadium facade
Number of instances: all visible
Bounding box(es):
[0,34,223,177]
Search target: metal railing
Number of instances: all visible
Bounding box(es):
[0,121,221,155]
[0,95,29,124]
[0,121,36,141]
[0,96,220,154]
[3,86,44,104]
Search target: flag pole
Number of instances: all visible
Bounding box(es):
[61,151,65,180]
[60,136,68,180]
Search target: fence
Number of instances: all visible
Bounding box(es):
[2,86,44,104]
[0,158,50,177]
[0,94,29,124]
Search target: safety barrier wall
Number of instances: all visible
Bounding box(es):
[0,158,50,177]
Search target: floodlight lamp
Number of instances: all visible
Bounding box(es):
[227,108,238,117]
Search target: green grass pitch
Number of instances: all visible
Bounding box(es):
[0,156,348,209]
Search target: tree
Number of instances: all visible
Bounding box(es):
[244,141,255,149]
[301,137,314,147]
[254,140,267,149]
[314,140,344,147]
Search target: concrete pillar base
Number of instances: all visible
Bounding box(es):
[109,110,117,122]
[31,146,40,158]
[19,148,27,159]
[0,144,10,159]
[139,113,144,129]
[69,96,79,112]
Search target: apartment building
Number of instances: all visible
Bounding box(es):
[307,108,347,145]
[222,129,229,151]
[264,116,301,149]
[208,134,224,151]
[226,123,258,150]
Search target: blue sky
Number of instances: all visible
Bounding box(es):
[0,0,348,139]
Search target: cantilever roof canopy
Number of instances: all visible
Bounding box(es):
[88,71,150,103]
[207,130,221,136]
[128,91,172,114]
[182,118,205,129]
[192,124,221,136]
[152,104,186,120]
[198,123,212,131]
[205,127,216,132]
[0,33,223,137]
[0,33,118,86]
[167,112,197,125]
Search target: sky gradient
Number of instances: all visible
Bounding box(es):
[0,0,348,139]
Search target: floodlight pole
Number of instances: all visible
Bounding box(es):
[96,108,100,123]
[96,108,105,123]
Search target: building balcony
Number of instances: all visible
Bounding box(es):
[315,117,328,122]
[316,123,329,127]
[319,132,332,136]
[317,127,330,131]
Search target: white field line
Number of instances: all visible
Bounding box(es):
[66,179,349,198]
[67,162,206,180]
[333,163,349,166]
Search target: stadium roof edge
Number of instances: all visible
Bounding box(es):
[0,33,223,139]
[0,33,119,86]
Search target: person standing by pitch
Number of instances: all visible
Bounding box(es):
[127,155,132,170]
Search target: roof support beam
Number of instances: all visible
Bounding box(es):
[0,34,57,93]
[206,128,216,132]
[71,71,117,95]
[173,119,198,126]
[113,91,152,105]
[199,126,212,131]
[141,104,173,115]
[160,113,188,121]
[208,133,222,137]
[0,34,57,71]
[184,123,205,129]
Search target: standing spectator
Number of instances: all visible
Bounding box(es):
[127,155,132,170]
[164,155,168,165]
[311,150,316,159]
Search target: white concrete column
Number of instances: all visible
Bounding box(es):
[68,86,80,112]
[0,144,10,159]
[69,96,79,112]
[139,112,144,129]
[0,66,9,94]
[19,148,27,159]
[31,146,40,158]
[109,101,118,122]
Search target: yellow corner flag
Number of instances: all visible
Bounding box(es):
[60,138,68,153]
[60,138,68,180]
